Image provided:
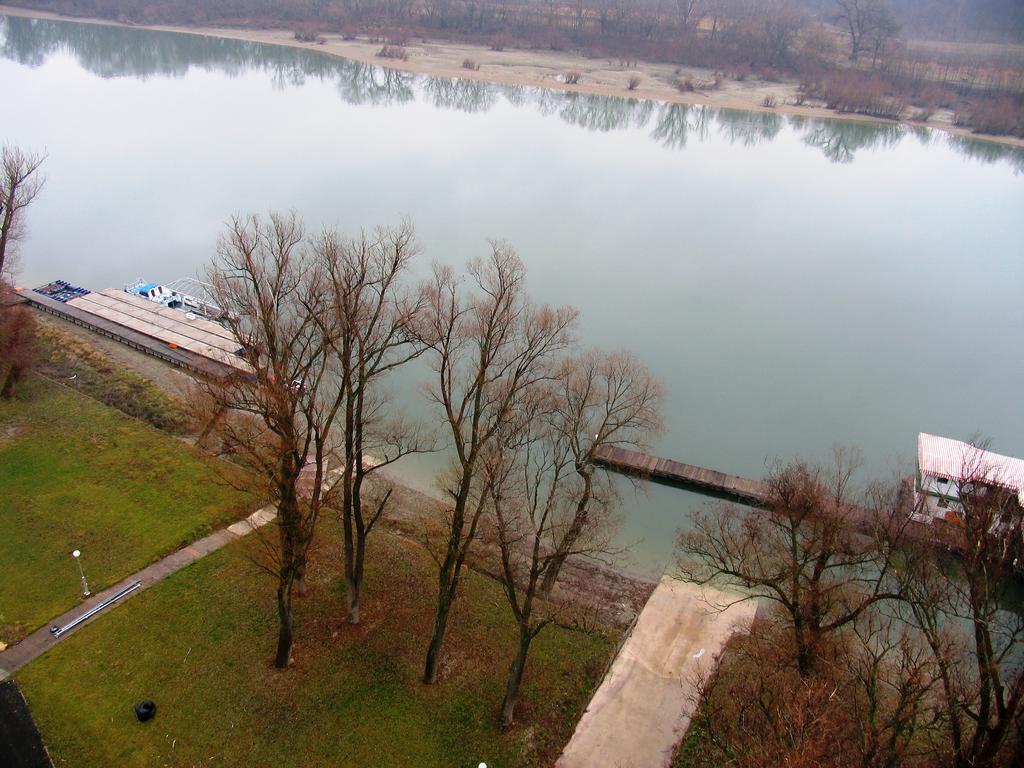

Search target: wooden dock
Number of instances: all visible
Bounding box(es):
[594,446,966,552]
[594,446,769,507]
[23,290,243,380]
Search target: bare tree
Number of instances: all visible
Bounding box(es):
[759,0,806,68]
[674,0,703,32]
[482,350,661,726]
[537,349,664,596]
[200,211,342,669]
[418,243,577,685]
[315,219,430,624]
[687,623,851,768]
[677,447,907,677]
[688,610,940,768]
[867,3,899,68]
[897,442,1024,768]
[482,395,555,727]
[833,0,898,63]
[841,611,942,768]
[0,145,46,283]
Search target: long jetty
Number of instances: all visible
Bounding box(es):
[594,446,770,507]
[594,446,965,552]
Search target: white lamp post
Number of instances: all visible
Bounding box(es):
[72,549,90,597]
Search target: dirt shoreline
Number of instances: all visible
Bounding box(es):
[3,3,1023,150]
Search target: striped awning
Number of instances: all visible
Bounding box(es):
[918,433,1024,504]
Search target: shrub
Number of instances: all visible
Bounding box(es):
[293,24,323,43]
[730,64,751,82]
[377,45,408,61]
[677,77,695,93]
[956,95,1024,137]
[0,304,37,400]
[627,74,641,91]
[762,94,778,108]
[564,70,582,85]
[462,58,480,71]
[810,71,905,121]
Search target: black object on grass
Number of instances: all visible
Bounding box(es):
[134,701,156,722]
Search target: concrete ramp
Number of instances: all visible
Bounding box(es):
[557,578,757,768]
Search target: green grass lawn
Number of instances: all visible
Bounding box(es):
[0,378,256,644]
[17,524,615,767]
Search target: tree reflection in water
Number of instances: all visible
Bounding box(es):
[422,76,497,113]
[790,115,906,164]
[3,14,1022,172]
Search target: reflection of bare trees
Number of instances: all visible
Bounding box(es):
[496,83,529,107]
[791,115,905,163]
[948,134,1024,175]
[422,76,497,113]
[557,93,655,132]
[336,62,414,105]
[650,103,713,149]
[5,14,1023,172]
[0,15,322,81]
[715,107,783,147]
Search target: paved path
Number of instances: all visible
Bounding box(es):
[556,577,758,768]
[0,506,276,680]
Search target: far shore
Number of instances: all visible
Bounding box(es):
[3,3,1023,150]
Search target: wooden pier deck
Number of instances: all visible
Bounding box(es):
[594,446,966,552]
[595,446,769,506]
[23,290,243,380]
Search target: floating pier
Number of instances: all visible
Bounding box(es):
[595,446,966,552]
[594,446,769,506]
[23,284,251,380]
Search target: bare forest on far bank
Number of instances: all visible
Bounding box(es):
[6,0,1024,137]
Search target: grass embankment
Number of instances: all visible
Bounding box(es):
[34,321,191,434]
[0,378,255,645]
[18,523,614,767]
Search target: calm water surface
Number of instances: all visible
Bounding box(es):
[3,15,1022,574]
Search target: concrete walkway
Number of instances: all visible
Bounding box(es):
[556,577,758,768]
[0,506,276,681]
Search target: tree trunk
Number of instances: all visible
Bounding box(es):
[501,627,533,728]
[424,587,453,684]
[0,204,13,281]
[795,622,820,678]
[274,583,294,669]
[540,472,593,597]
[345,572,361,624]
[538,553,565,597]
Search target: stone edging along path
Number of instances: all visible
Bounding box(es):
[0,506,277,681]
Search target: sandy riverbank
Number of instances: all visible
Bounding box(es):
[2,4,1023,150]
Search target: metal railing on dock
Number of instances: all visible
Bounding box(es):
[23,290,240,380]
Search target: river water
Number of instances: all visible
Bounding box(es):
[3,14,1022,574]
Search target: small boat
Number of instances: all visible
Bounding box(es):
[125,277,225,321]
[125,281,184,308]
